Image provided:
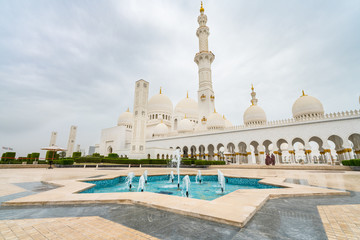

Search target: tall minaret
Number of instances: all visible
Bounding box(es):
[66,125,77,157]
[49,131,57,146]
[195,2,216,123]
[129,79,149,159]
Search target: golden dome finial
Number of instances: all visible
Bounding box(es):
[214,108,216,113]
[223,114,226,120]
[184,114,187,119]
[186,91,189,98]
[160,87,162,94]
[200,1,204,13]
[126,107,130,112]
[251,84,254,91]
[302,90,307,97]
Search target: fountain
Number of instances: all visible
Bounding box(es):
[196,170,202,184]
[218,170,225,193]
[182,175,191,197]
[126,172,135,190]
[171,149,181,189]
[144,170,148,184]
[138,175,145,192]
[169,171,174,183]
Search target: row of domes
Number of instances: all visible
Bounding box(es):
[118,89,325,130]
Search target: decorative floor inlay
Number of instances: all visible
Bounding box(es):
[318,204,360,240]
[0,216,158,240]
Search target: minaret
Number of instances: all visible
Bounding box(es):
[129,79,149,159]
[66,125,77,157]
[49,131,57,146]
[195,2,216,123]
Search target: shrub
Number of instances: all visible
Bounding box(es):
[108,153,119,158]
[342,160,350,166]
[342,159,360,166]
[72,152,82,158]
[1,152,16,162]
[31,152,40,161]
[27,154,32,160]
[92,153,100,157]
[46,151,58,160]
[195,160,226,165]
[76,157,102,163]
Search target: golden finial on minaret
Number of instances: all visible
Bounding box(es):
[184,114,187,119]
[214,108,216,113]
[251,84,254,91]
[200,1,204,13]
[186,91,189,98]
[223,114,226,120]
[160,87,162,94]
[126,107,130,112]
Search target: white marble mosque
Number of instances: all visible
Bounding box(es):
[96,3,360,165]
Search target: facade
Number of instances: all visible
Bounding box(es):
[97,4,360,164]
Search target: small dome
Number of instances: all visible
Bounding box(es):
[153,122,168,136]
[174,93,198,119]
[117,109,133,128]
[148,89,173,114]
[292,91,324,119]
[178,118,194,133]
[243,105,267,125]
[207,110,225,130]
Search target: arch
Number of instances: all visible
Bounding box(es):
[328,135,344,150]
[262,140,273,154]
[308,136,324,164]
[190,145,196,159]
[292,137,305,147]
[174,119,178,130]
[238,142,248,164]
[226,142,236,163]
[147,154,151,159]
[348,133,360,150]
[208,144,215,160]
[199,145,206,160]
[107,146,113,154]
[161,154,165,159]
[183,146,189,158]
[156,154,160,159]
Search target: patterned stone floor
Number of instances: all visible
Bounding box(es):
[0,216,158,240]
[318,204,360,240]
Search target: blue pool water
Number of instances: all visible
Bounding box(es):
[81,175,281,200]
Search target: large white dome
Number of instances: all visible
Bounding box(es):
[178,118,194,133]
[153,122,168,136]
[292,92,324,119]
[243,105,267,125]
[174,94,198,119]
[207,111,225,130]
[148,90,173,114]
[117,109,133,128]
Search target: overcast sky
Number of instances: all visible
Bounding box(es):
[0,0,359,158]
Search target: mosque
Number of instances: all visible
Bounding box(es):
[95,3,360,165]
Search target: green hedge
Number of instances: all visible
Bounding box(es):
[54,159,74,165]
[72,152,82,158]
[92,153,100,157]
[31,152,40,161]
[45,151,59,160]
[195,160,226,165]
[108,153,119,158]
[342,159,360,166]
[1,152,16,162]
